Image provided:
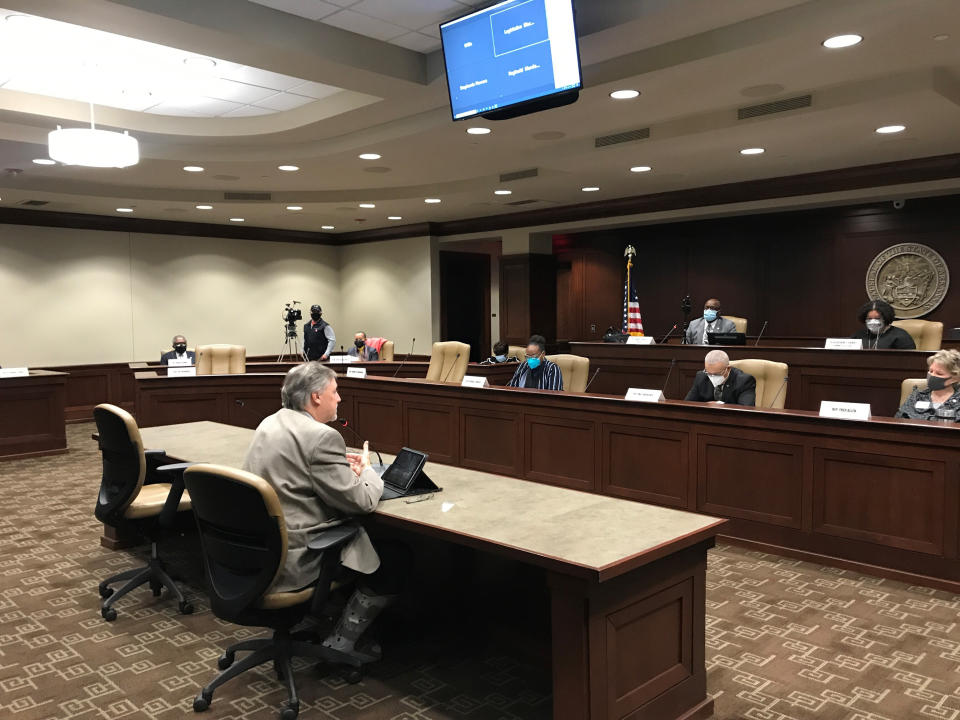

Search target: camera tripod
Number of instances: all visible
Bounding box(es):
[278,322,306,362]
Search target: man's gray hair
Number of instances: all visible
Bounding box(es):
[281,362,336,410]
[172,334,186,344]
[704,349,730,366]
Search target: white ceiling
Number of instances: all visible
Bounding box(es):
[0,0,958,234]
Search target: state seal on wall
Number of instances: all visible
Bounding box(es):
[865,243,949,318]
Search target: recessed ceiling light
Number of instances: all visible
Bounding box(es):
[32,158,56,165]
[358,153,381,160]
[116,207,133,213]
[424,198,441,203]
[183,165,204,172]
[740,147,765,155]
[466,127,491,135]
[277,165,299,172]
[876,124,906,134]
[494,189,512,195]
[321,225,335,229]
[195,204,213,210]
[358,202,376,208]
[387,216,402,220]
[183,56,216,69]
[933,34,950,41]
[229,217,244,222]
[822,34,862,49]
[286,205,303,211]
[581,186,600,192]
[609,89,640,99]
[630,165,652,173]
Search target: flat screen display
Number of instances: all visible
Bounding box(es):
[440,0,581,120]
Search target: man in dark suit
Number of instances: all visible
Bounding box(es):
[685,349,756,405]
[159,335,196,364]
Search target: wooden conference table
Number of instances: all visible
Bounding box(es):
[131,371,960,593]
[140,421,725,720]
[0,369,67,460]
[571,341,933,416]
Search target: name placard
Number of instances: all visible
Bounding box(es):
[0,367,29,378]
[626,335,655,345]
[461,375,490,388]
[167,357,192,367]
[168,366,197,377]
[824,338,863,350]
[625,388,664,403]
[346,367,367,379]
[329,355,357,364]
[819,400,871,421]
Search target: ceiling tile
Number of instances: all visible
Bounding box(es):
[254,92,316,111]
[147,98,245,117]
[418,23,441,39]
[320,9,408,41]
[324,0,362,6]
[287,80,341,100]
[350,0,468,32]
[221,104,276,117]
[216,65,306,92]
[205,78,279,104]
[247,0,340,20]
[389,32,442,53]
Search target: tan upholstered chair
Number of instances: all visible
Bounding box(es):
[508,345,526,360]
[728,358,788,409]
[379,340,394,362]
[900,377,928,406]
[426,341,470,383]
[197,344,246,375]
[545,354,590,393]
[892,319,943,350]
[724,316,748,334]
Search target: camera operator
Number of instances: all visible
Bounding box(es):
[304,304,336,361]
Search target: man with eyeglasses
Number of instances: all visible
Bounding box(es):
[685,349,755,406]
[506,334,563,391]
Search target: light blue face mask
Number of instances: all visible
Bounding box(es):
[495,354,506,362]
[527,357,541,370]
[703,309,719,322]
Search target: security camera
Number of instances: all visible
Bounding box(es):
[893,199,905,210]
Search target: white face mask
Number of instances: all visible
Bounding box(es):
[707,372,726,387]
[866,318,883,333]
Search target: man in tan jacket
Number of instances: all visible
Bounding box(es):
[243,362,392,660]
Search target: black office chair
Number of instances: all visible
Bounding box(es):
[183,463,366,720]
[93,403,194,620]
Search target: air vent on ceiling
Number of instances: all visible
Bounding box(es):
[506,199,540,206]
[594,128,650,148]
[738,94,812,119]
[499,168,538,182]
[18,199,49,206]
[223,191,272,201]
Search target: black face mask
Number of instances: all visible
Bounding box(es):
[354,339,365,348]
[311,313,321,321]
[927,373,951,392]
[174,344,187,354]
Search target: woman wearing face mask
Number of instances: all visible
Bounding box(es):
[482,341,518,365]
[896,349,960,422]
[850,300,916,350]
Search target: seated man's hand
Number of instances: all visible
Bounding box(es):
[346,453,364,476]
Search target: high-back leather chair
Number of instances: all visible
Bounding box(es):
[724,316,748,334]
[93,404,193,621]
[379,340,394,361]
[508,345,526,360]
[183,464,367,717]
[197,344,246,374]
[892,319,943,350]
[545,354,590,393]
[426,341,470,383]
[728,359,789,409]
[900,377,928,406]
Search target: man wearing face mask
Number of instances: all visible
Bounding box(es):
[347,331,379,361]
[685,298,737,345]
[160,335,195,364]
[850,300,916,350]
[896,349,960,422]
[685,349,756,405]
[507,335,563,390]
[304,304,336,361]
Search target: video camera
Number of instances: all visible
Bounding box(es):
[283,301,302,326]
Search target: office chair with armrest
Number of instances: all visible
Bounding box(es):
[891,319,943,350]
[93,403,194,621]
[723,316,748,334]
[184,464,368,720]
[425,341,470,383]
[900,377,928,406]
[196,344,246,374]
[379,340,394,361]
[508,345,526,360]
[545,353,590,392]
[728,359,789,408]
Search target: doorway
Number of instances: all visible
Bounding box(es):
[440,251,491,363]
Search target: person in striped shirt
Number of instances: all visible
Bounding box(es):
[507,334,564,391]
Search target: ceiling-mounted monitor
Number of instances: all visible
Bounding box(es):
[440,0,582,121]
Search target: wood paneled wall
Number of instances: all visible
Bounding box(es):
[554,195,960,343]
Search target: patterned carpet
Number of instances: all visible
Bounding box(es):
[2,424,960,719]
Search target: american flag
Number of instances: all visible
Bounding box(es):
[622,257,644,336]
